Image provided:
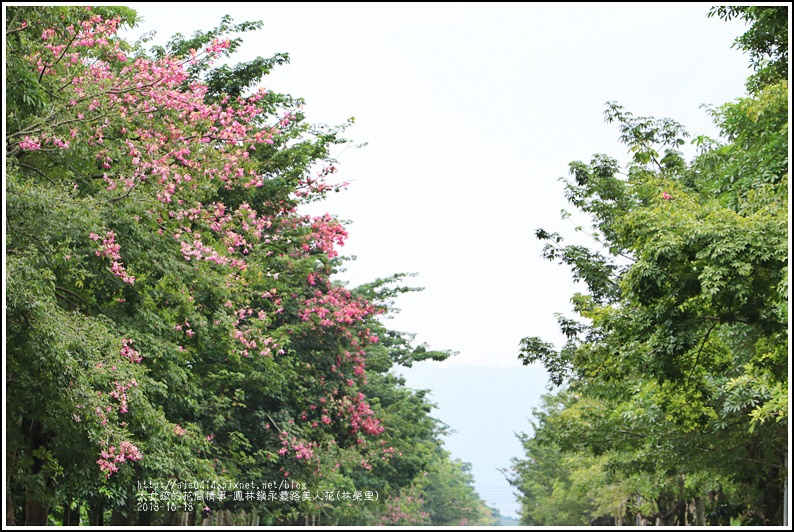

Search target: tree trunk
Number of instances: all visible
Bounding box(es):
[89,501,104,526]
[24,498,49,526]
[6,492,16,526]
[784,452,789,527]
[764,470,783,525]
[694,497,705,526]
[164,510,180,526]
[138,506,152,526]
[657,495,682,526]
[110,506,134,526]
[63,501,81,526]
[6,489,16,526]
[23,419,53,525]
[6,449,18,526]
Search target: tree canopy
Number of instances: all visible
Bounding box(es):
[511,6,788,526]
[5,6,494,526]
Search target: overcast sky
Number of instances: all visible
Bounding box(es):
[121,2,752,518]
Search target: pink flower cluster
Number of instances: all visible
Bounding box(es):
[376,494,430,525]
[340,393,384,436]
[119,338,142,363]
[19,136,42,150]
[97,440,142,478]
[294,165,348,199]
[18,135,69,151]
[308,214,348,259]
[277,431,318,462]
[28,13,279,220]
[108,378,138,414]
[204,38,231,56]
[89,231,135,284]
[299,287,376,327]
[179,238,235,268]
[229,307,279,357]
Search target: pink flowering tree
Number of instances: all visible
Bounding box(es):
[7,6,488,527]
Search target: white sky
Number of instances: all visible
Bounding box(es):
[119,2,753,519]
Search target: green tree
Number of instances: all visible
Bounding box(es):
[708,6,788,93]
[513,7,787,526]
[5,6,492,526]
[420,449,494,526]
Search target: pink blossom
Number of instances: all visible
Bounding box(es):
[51,137,70,149]
[19,136,42,151]
[91,231,135,284]
[120,338,142,363]
[97,440,141,477]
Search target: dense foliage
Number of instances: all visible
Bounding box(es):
[5,6,494,526]
[511,7,788,526]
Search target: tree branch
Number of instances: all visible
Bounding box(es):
[17,162,56,186]
[108,178,138,202]
[686,321,718,390]
[265,414,283,434]
[55,286,90,307]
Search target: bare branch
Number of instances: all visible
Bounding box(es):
[686,322,718,390]
[55,286,90,307]
[17,162,56,186]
